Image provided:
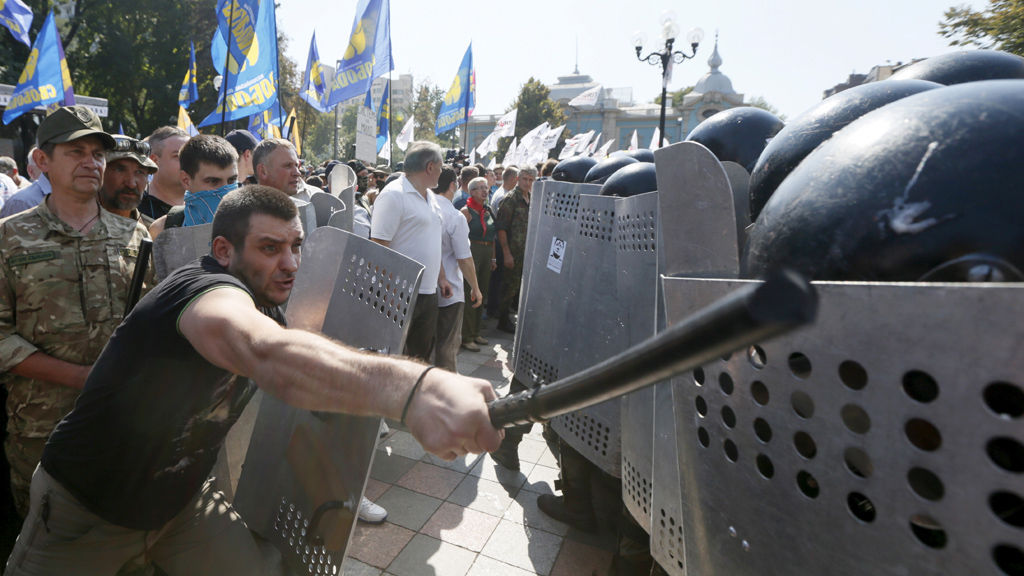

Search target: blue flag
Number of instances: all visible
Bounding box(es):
[56,22,75,106]
[435,43,475,135]
[0,0,32,46]
[376,80,390,153]
[179,41,199,109]
[3,11,68,125]
[300,32,329,112]
[118,123,125,135]
[214,0,260,77]
[201,0,279,127]
[248,109,280,140]
[323,0,393,109]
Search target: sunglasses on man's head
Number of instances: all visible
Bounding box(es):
[111,137,151,157]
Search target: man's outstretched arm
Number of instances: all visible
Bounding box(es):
[179,286,503,459]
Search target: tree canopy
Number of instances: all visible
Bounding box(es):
[495,77,565,160]
[940,0,1024,56]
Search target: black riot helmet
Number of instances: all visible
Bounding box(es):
[599,162,658,198]
[685,107,783,173]
[747,79,942,221]
[552,156,598,183]
[584,155,638,185]
[889,50,1024,85]
[743,80,1024,282]
[624,148,655,163]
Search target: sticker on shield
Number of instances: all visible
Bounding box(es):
[547,236,567,273]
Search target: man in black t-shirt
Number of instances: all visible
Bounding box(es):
[5,186,503,576]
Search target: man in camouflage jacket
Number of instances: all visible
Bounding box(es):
[495,166,536,333]
[0,106,150,516]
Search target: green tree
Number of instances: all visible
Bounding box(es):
[496,77,566,160]
[654,85,694,105]
[746,95,786,121]
[940,0,1024,55]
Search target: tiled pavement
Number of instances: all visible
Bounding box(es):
[342,317,617,576]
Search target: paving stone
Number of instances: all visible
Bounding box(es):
[373,486,443,531]
[342,556,383,576]
[447,475,518,518]
[387,534,477,576]
[379,430,426,461]
[502,490,570,537]
[521,464,559,495]
[347,522,415,569]
[470,454,534,491]
[421,502,502,552]
[370,453,418,484]
[422,452,481,474]
[549,538,614,576]
[480,519,563,575]
[396,461,465,500]
[466,555,539,576]
[516,438,548,465]
[363,478,390,501]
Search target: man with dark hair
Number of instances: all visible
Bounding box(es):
[371,141,451,362]
[148,135,239,238]
[98,136,158,222]
[0,106,149,518]
[5,185,501,575]
[452,165,478,210]
[224,129,258,184]
[139,126,189,220]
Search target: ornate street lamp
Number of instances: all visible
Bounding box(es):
[634,12,703,148]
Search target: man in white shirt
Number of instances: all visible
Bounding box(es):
[371,141,452,362]
[432,166,482,372]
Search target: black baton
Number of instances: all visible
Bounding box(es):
[125,238,153,314]
[488,268,818,428]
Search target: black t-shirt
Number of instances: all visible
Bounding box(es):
[138,191,174,220]
[42,256,283,530]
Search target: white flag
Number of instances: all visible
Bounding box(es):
[592,139,614,160]
[395,117,415,152]
[494,109,518,138]
[585,132,602,156]
[519,122,550,154]
[502,138,518,166]
[568,85,602,107]
[540,125,565,150]
[469,148,477,165]
[560,130,595,159]
[649,127,661,150]
[378,134,392,162]
[628,129,638,151]
[474,131,496,156]
[487,156,496,170]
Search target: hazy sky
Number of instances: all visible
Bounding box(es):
[277,0,985,120]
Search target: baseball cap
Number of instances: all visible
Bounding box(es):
[225,129,259,154]
[106,135,158,173]
[36,105,116,149]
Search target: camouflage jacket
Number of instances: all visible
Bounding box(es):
[0,200,151,438]
[496,187,530,259]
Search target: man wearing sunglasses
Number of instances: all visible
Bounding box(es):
[98,136,158,223]
[0,106,151,518]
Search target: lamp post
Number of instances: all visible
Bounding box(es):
[633,13,703,148]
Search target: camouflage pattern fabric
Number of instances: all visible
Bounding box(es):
[496,187,530,322]
[0,201,151,515]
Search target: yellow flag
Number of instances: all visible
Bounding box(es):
[177,106,199,136]
[285,107,301,156]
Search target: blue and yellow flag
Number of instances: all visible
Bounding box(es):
[323,0,393,109]
[435,43,475,135]
[285,107,301,156]
[376,80,390,154]
[214,0,260,77]
[0,0,32,47]
[179,41,199,109]
[3,11,69,125]
[178,107,200,137]
[248,108,281,140]
[201,0,279,127]
[300,32,328,113]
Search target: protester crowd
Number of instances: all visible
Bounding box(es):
[0,105,571,574]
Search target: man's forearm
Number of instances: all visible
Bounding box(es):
[498,230,510,257]
[457,257,479,293]
[9,352,90,389]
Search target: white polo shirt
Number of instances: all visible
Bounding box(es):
[435,193,472,307]
[371,175,443,295]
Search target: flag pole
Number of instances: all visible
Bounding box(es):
[219,1,237,137]
[268,1,286,136]
[387,70,393,166]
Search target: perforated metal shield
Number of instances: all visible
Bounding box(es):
[720,160,751,252]
[233,227,424,576]
[616,191,660,528]
[152,223,213,280]
[550,194,624,477]
[512,181,594,388]
[294,198,317,236]
[659,277,1024,576]
[311,192,346,228]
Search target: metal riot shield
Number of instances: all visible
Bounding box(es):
[311,191,346,228]
[661,277,1024,576]
[550,194,624,477]
[512,181,596,388]
[720,160,751,251]
[650,141,743,568]
[329,164,356,233]
[233,226,424,576]
[294,198,318,236]
[617,191,661,526]
[152,222,213,280]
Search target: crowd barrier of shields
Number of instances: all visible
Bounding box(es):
[152,49,1024,576]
